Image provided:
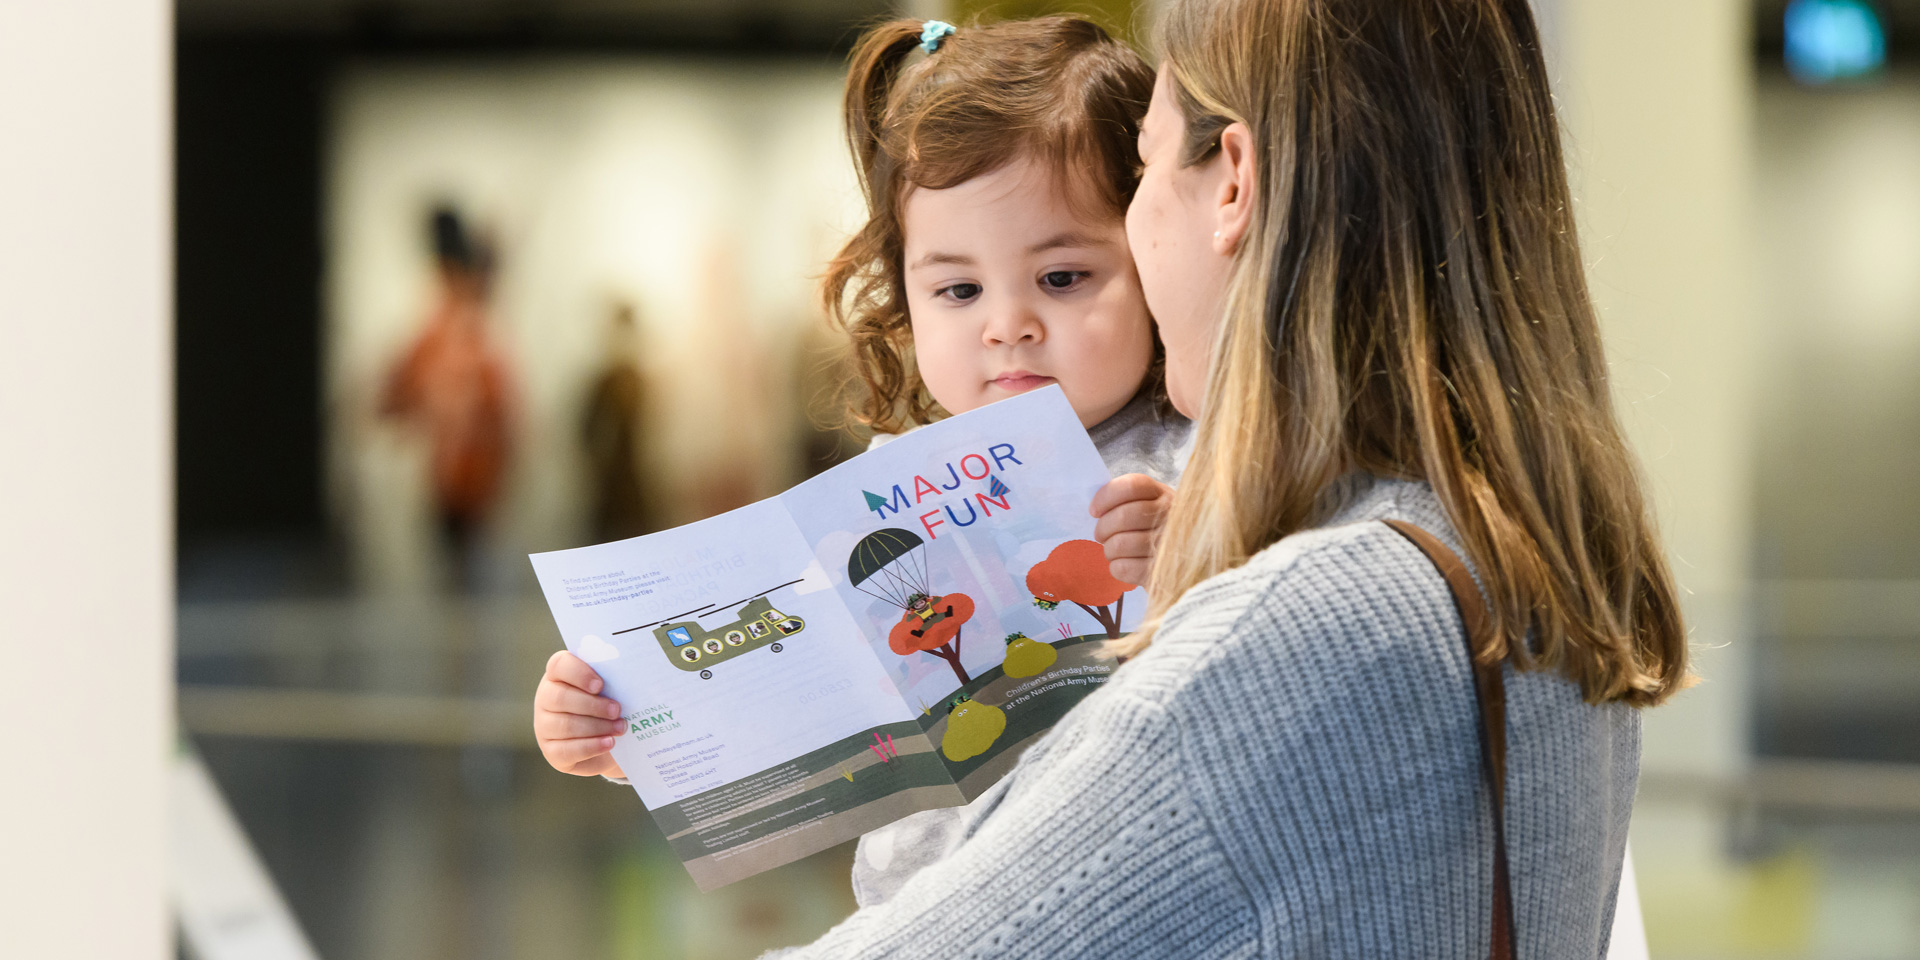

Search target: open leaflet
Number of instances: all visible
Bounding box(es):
[528,387,1143,890]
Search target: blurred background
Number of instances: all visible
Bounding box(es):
[68,0,1920,955]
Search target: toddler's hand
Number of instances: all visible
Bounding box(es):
[534,650,628,779]
[1090,473,1174,588]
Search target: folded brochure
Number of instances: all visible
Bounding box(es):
[528,386,1141,890]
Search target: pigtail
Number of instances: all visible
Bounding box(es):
[824,20,945,436]
[842,21,927,195]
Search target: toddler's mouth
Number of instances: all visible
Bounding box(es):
[989,371,1056,393]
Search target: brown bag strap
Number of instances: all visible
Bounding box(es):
[1382,519,1516,960]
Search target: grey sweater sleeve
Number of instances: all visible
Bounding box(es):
[767,685,1260,960]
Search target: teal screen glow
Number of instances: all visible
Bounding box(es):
[1785,0,1887,84]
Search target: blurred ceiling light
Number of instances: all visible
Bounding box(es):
[1785,0,1887,85]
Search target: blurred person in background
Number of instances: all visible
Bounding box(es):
[580,301,654,541]
[381,205,517,591]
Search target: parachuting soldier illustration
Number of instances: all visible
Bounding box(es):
[902,592,958,638]
[849,528,977,684]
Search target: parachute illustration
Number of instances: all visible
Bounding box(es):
[848,528,977,684]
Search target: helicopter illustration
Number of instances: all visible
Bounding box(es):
[848,528,977,684]
[634,579,806,679]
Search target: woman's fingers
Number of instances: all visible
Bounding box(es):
[544,649,605,695]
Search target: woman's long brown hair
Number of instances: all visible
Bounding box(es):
[1122,0,1689,706]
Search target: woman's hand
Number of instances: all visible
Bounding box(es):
[533,650,628,779]
[1090,473,1175,587]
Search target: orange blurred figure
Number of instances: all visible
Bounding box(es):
[382,207,516,587]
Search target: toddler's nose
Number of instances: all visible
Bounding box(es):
[982,301,1044,345]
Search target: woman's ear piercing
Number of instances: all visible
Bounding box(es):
[1213,231,1221,239]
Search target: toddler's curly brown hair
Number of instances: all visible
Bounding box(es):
[823,16,1156,435]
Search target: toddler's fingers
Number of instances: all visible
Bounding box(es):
[1089,474,1166,517]
[1104,531,1153,587]
[542,735,617,771]
[588,757,628,780]
[537,711,628,743]
[1101,530,1153,563]
[545,649,605,695]
[1093,498,1168,543]
[536,680,621,721]
[1108,556,1151,588]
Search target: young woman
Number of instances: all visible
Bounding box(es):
[754,0,1687,955]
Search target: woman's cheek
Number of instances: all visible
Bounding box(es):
[1163,324,1209,419]
[1129,193,1183,336]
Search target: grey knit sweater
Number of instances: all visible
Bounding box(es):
[768,475,1637,959]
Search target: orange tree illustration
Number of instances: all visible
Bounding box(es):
[1026,539,1130,638]
[848,528,978,684]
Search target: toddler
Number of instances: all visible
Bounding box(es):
[819,15,1184,906]
[531,14,1187,908]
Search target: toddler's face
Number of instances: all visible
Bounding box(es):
[900,157,1155,430]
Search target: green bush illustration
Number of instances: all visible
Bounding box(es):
[1002,632,1057,678]
[940,694,1006,762]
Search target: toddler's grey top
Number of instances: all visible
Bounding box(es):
[767,475,1638,959]
[1080,388,1194,487]
[851,388,1192,908]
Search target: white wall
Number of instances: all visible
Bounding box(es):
[1557,0,1757,781]
[0,2,172,958]
[1549,7,1759,947]
[1753,70,1920,579]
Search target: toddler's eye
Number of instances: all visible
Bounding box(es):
[1041,270,1090,291]
[938,282,982,304]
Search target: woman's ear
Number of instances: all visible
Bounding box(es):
[1211,122,1257,255]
